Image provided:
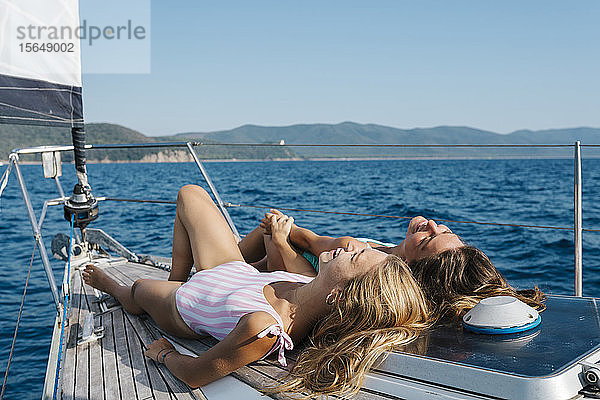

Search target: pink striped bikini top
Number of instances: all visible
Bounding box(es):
[175,260,314,366]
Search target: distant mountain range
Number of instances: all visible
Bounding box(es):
[177,122,600,158]
[2,122,599,161]
[0,123,296,161]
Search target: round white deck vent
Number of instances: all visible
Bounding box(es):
[462,296,541,334]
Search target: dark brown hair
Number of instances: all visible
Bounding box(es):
[409,246,545,321]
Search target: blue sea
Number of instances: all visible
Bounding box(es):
[1,159,600,399]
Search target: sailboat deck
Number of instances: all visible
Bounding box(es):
[59,258,391,400]
[53,254,600,400]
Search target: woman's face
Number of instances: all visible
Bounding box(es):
[402,216,463,263]
[318,246,388,283]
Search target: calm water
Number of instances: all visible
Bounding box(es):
[1,159,600,398]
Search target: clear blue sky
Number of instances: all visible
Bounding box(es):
[81,0,600,136]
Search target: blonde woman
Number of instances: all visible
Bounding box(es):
[82,185,431,398]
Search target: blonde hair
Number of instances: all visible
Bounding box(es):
[409,246,545,321]
[271,255,431,399]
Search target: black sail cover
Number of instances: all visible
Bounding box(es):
[0,0,83,128]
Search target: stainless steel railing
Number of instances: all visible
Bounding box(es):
[574,142,583,296]
[5,141,592,304]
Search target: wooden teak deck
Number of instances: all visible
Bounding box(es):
[50,259,268,400]
[48,258,390,400]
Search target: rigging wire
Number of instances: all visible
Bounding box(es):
[102,197,176,204]
[0,162,12,208]
[98,197,600,232]
[0,238,37,400]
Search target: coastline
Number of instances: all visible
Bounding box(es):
[1,155,592,165]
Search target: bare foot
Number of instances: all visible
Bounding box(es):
[82,264,118,293]
[82,263,144,314]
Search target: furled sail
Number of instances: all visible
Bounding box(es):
[0,0,83,128]
[1,0,98,231]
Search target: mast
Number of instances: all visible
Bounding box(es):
[63,127,99,240]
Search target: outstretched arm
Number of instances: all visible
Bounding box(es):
[288,223,370,257]
[255,209,392,273]
[145,312,278,387]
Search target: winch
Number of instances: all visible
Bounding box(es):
[64,183,99,234]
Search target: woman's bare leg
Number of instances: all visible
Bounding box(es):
[169,185,244,281]
[250,256,269,272]
[237,225,267,263]
[83,265,199,339]
[83,264,144,314]
[169,210,194,281]
[132,279,200,338]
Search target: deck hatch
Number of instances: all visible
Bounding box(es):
[377,296,600,399]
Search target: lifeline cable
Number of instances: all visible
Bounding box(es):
[192,142,575,148]
[52,214,74,400]
[97,197,600,232]
[224,203,600,233]
[0,238,37,400]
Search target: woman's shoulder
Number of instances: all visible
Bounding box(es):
[238,311,279,334]
[355,237,396,247]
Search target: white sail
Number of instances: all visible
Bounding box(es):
[0,0,83,127]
